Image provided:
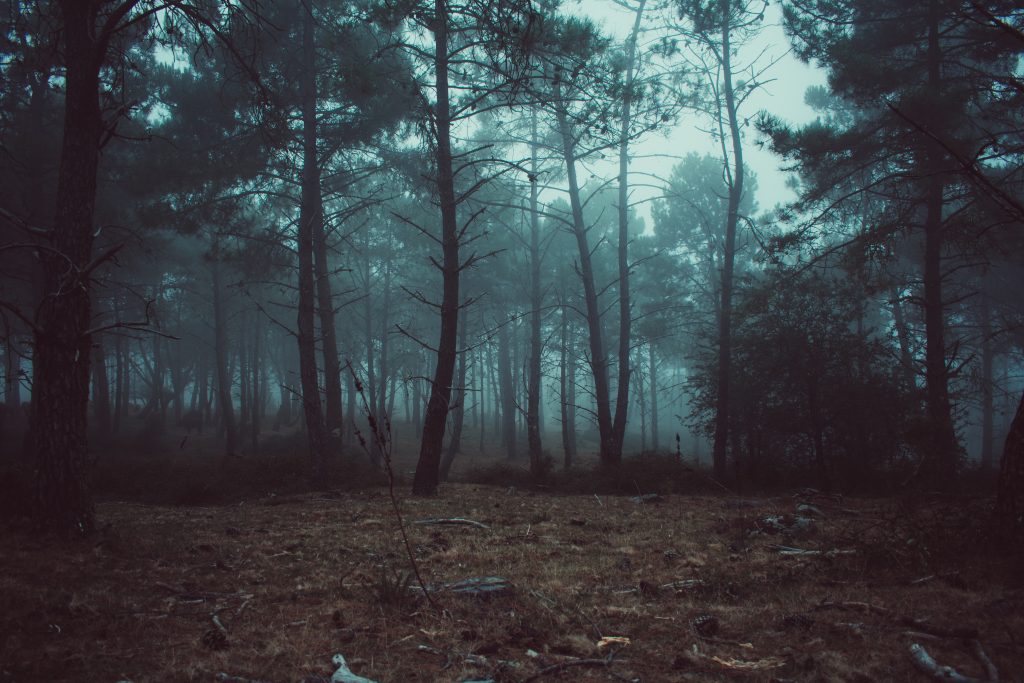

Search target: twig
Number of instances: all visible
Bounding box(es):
[413,517,490,529]
[345,361,437,610]
[972,640,999,683]
[522,655,614,682]
[817,602,977,639]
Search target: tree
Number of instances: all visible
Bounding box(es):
[775,0,1023,483]
[404,0,539,494]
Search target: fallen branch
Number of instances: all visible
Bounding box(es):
[522,656,613,682]
[909,643,986,683]
[413,517,490,529]
[774,545,856,557]
[972,640,999,683]
[815,601,978,639]
[215,674,271,683]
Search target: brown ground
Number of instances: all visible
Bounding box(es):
[1,461,1022,683]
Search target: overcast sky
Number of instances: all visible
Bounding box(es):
[571,0,828,222]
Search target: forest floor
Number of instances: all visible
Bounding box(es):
[1,451,1022,682]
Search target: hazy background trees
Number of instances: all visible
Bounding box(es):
[0,0,1022,534]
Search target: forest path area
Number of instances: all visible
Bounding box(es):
[1,485,1020,682]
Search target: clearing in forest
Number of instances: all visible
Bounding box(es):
[0,483,1020,682]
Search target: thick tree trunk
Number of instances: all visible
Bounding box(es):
[712,1,745,482]
[555,95,616,467]
[413,0,460,494]
[31,1,104,534]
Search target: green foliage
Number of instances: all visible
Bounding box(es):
[688,269,917,488]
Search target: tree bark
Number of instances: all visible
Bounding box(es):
[440,308,468,480]
[995,390,1024,539]
[920,0,958,482]
[91,333,112,442]
[712,0,745,482]
[212,251,237,458]
[498,317,517,461]
[610,0,646,463]
[413,0,460,494]
[313,188,343,447]
[526,110,546,477]
[555,93,616,467]
[560,297,577,469]
[31,1,104,534]
[297,3,329,480]
[649,342,659,451]
[980,295,994,470]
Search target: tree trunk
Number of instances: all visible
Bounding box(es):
[526,111,546,476]
[297,3,328,480]
[441,308,468,480]
[649,342,659,451]
[212,252,237,457]
[555,93,616,467]
[920,0,958,482]
[890,288,918,391]
[712,0,745,482]
[559,297,577,469]
[31,1,104,534]
[91,334,112,442]
[981,295,994,470]
[313,185,343,447]
[995,390,1024,539]
[412,0,460,494]
[3,319,20,407]
[498,318,517,461]
[610,0,646,463]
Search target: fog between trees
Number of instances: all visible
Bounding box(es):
[0,0,1023,537]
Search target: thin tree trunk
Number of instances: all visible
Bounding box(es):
[313,188,343,446]
[610,0,646,461]
[498,317,517,461]
[713,0,745,482]
[212,252,237,457]
[297,3,328,479]
[555,92,616,467]
[91,334,112,442]
[526,111,545,475]
[981,295,994,470]
[412,0,461,494]
[441,308,468,479]
[921,0,958,482]
[560,299,577,469]
[995,390,1024,538]
[890,288,918,391]
[649,342,659,451]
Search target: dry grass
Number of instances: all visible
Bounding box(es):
[1,459,1023,682]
